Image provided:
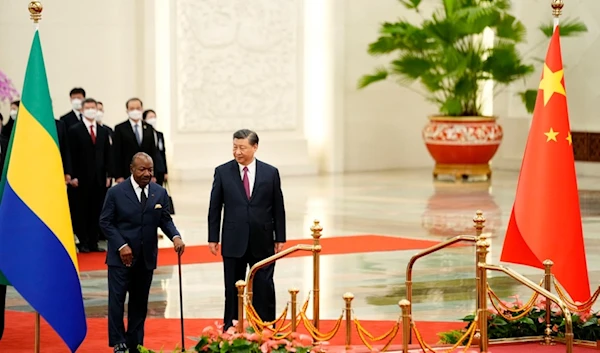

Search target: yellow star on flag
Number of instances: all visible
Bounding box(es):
[566,132,572,145]
[544,128,559,142]
[539,64,566,106]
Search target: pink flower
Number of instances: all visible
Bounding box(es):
[488,307,498,315]
[538,316,545,323]
[552,324,559,332]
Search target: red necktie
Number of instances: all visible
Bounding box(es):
[90,125,96,144]
[243,167,250,199]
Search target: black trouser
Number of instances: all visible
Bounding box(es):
[223,249,276,330]
[108,258,154,352]
[0,284,6,340]
[154,173,165,186]
[75,184,104,248]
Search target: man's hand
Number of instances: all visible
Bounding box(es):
[70,178,79,187]
[173,237,185,255]
[119,245,133,267]
[64,174,72,185]
[275,242,284,253]
[106,178,112,188]
[115,177,125,184]
[209,242,219,256]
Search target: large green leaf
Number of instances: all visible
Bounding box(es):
[358,0,588,116]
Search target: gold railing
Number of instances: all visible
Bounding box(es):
[242,219,323,332]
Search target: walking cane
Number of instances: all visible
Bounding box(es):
[178,251,185,352]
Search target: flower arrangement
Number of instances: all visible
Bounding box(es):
[438,295,600,344]
[0,69,19,103]
[138,321,329,353]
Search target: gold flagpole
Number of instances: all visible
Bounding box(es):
[27,3,45,350]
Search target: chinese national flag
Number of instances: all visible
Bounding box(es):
[500,26,590,301]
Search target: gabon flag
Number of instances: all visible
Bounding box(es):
[500,26,590,302]
[0,30,87,351]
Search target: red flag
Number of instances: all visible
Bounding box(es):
[500,27,590,301]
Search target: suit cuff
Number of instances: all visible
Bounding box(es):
[118,243,128,251]
[173,235,181,240]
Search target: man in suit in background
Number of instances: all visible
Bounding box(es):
[96,101,114,139]
[112,98,157,184]
[100,152,185,353]
[59,87,86,129]
[0,133,8,340]
[208,129,286,330]
[68,98,112,253]
[142,109,168,186]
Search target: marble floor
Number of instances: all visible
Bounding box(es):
[6,169,600,323]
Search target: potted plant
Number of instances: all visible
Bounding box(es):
[358,0,586,180]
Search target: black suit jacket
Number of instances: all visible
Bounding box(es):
[68,122,112,186]
[112,120,157,180]
[0,135,7,175]
[1,118,71,175]
[208,159,286,259]
[155,131,168,174]
[99,178,180,269]
[59,110,81,130]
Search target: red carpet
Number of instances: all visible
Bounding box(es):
[0,310,463,352]
[76,235,463,272]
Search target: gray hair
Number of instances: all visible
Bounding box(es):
[131,152,153,165]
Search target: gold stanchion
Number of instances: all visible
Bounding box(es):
[311,220,323,329]
[473,211,486,344]
[399,300,410,353]
[34,312,41,353]
[476,231,490,352]
[542,259,555,346]
[289,288,299,332]
[343,292,354,349]
[236,280,246,333]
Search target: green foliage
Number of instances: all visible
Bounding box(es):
[358,0,588,116]
[438,295,600,344]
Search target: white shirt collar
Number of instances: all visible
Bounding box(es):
[82,117,96,130]
[129,119,142,128]
[238,158,256,173]
[130,176,145,190]
[73,109,82,119]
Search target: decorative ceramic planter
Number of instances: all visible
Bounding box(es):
[422,116,503,180]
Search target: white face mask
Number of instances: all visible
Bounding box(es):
[9,110,17,119]
[83,109,97,120]
[71,98,83,110]
[128,110,143,121]
[96,111,104,121]
[145,117,157,127]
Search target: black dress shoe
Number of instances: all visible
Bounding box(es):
[78,245,90,253]
[89,246,106,252]
[114,342,128,353]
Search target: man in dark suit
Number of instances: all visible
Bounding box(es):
[100,152,185,353]
[208,129,286,330]
[59,87,86,129]
[112,98,157,184]
[96,101,114,139]
[68,98,112,253]
[142,109,168,186]
[0,133,7,340]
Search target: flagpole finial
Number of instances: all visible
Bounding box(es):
[28,1,43,23]
[551,0,564,18]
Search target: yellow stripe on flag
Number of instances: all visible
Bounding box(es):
[7,105,79,270]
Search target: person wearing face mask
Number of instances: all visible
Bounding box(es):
[112,98,157,184]
[1,101,19,139]
[96,101,114,139]
[142,109,168,186]
[59,87,86,129]
[67,98,112,253]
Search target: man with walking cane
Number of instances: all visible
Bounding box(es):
[100,152,185,353]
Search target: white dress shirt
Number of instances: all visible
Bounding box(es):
[118,177,180,251]
[73,109,82,121]
[238,159,256,196]
[129,119,143,142]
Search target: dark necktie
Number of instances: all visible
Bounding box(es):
[242,167,250,199]
[140,187,147,209]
